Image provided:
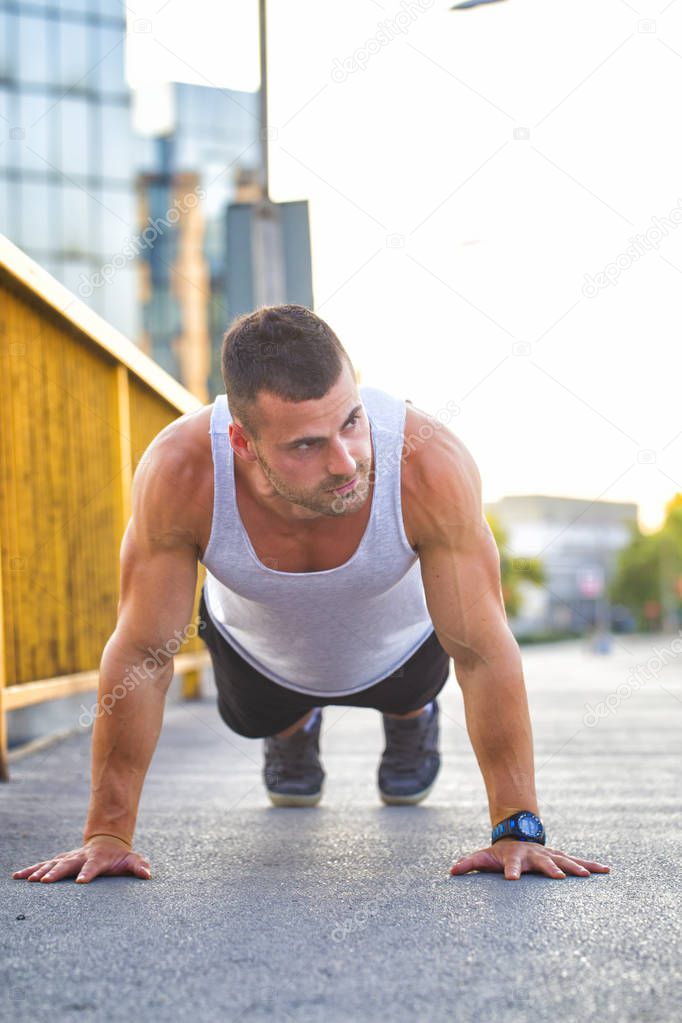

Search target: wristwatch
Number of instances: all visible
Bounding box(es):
[491,810,546,846]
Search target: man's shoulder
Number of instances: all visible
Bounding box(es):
[131,404,214,548]
[138,403,213,484]
[401,401,479,485]
[401,402,483,549]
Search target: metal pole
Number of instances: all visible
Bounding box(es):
[253,0,285,306]
[258,0,269,202]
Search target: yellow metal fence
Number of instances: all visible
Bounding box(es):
[0,236,210,780]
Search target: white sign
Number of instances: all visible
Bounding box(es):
[578,567,604,598]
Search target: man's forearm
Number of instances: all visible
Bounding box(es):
[453,633,540,828]
[82,636,172,846]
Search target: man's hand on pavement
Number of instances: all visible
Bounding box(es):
[11,835,152,884]
[449,838,610,880]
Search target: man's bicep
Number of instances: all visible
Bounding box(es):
[115,518,199,655]
[419,519,508,672]
[410,424,508,669]
[113,431,203,653]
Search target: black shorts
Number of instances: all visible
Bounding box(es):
[198,587,452,738]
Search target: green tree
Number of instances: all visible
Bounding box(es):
[485,512,545,619]
[609,493,682,630]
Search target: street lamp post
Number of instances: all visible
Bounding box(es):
[252,0,286,307]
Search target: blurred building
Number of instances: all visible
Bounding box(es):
[0,0,143,339]
[134,82,263,400]
[135,84,314,400]
[485,494,638,636]
[0,2,314,401]
[225,198,314,324]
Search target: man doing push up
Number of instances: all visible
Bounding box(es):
[12,305,609,886]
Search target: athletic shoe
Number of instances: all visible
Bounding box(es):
[263,708,325,807]
[377,699,441,805]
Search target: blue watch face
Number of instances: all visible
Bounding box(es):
[517,812,543,838]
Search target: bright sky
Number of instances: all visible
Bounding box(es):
[126,0,682,532]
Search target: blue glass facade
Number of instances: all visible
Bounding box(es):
[0,1,264,397]
[136,84,260,395]
[0,0,154,340]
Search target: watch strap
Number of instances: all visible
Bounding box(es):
[491,811,546,846]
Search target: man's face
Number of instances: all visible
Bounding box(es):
[233,363,373,519]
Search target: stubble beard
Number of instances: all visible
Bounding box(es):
[255,447,372,518]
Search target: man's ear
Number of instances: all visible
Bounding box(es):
[228,420,255,459]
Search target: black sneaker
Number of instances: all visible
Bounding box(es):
[378,700,441,805]
[263,708,325,807]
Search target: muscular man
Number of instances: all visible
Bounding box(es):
[12,305,609,885]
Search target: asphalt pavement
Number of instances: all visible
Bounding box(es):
[2,632,680,1022]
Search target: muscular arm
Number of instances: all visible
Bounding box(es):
[82,439,201,848]
[12,416,216,884]
[410,422,539,827]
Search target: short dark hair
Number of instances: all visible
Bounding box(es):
[221,304,355,439]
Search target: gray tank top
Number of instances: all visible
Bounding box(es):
[200,384,434,697]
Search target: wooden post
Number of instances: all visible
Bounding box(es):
[182,669,202,700]
[116,364,133,536]
[0,547,9,781]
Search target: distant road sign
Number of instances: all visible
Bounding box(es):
[578,567,604,598]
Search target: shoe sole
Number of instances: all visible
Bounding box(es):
[379,778,436,806]
[267,789,323,807]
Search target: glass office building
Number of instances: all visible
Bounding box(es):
[0,3,314,398]
[0,1,271,398]
[135,83,261,398]
[0,0,149,340]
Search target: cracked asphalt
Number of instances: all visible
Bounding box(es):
[2,633,680,1022]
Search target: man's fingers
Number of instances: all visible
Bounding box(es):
[504,859,521,880]
[540,858,566,878]
[137,855,152,876]
[571,858,610,872]
[551,855,590,876]
[449,846,610,882]
[39,857,85,883]
[27,862,59,882]
[505,853,564,880]
[450,851,497,875]
[114,853,152,879]
[505,851,567,880]
[13,842,152,885]
[12,862,49,879]
[519,850,565,878]
[545,848,610,872]
[449,856,477,874]
[13,846,83,880]
[76,853,152,883]
[75,855,109,887]
[550,855,599,876]
[449,855,482,871]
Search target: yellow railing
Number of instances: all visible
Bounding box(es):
[0,236,210,780]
